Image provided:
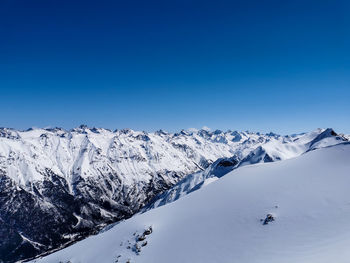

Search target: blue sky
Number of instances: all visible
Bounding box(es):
[1,0,349,134]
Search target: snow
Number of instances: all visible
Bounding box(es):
[32,143,350,263]
[145,128,347,211]
[18,234,45,250]
[1,127,344,193]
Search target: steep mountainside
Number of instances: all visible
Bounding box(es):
[0,126,347,262]
[31,143,350,263]
[144,128,347,210]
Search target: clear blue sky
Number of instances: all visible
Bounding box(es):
[1,0,349,134]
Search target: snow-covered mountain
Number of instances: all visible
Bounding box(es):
[30,142,350,263]
[0,126,347,262]
[144,128,347,210]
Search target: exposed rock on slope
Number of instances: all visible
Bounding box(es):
[31,143,350,263]
[0,126,347,262]
[145,128,347,211]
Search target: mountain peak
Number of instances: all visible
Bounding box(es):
[308,128,346,150]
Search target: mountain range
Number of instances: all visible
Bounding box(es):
[0,126,348,262]
[30,141,350,263]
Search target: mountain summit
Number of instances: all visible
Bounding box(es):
[30,143,350,263]
[0,127,347,262]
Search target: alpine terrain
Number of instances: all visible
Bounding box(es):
[29,140,350,263]
[0,126,348,262]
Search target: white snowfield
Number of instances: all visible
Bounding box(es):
[0,126,344,192]
[145,128,348,211]
[0,127,283,189]
[2,126,347,263]
[32,143,350,263]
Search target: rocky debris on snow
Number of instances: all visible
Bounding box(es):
[1,127,347,262]
[133,243,141,254]
[114,226,153,261]
[143,226,153,235]
[137,235,146,242]
[262,214,275,225]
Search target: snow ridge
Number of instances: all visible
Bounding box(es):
[31,143,350,263]
[0,126,347,262]
[144,128,348,211]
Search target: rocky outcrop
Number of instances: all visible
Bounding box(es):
[0,127,347,262]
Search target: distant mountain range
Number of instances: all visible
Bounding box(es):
[0,126,348,262]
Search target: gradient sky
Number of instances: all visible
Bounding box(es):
[1,0,349,134]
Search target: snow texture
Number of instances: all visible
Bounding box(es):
[0,126,347,262]
[32,143,350,263]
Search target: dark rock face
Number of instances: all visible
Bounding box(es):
[239,146,275,165]
[0,173,84,262]
[1,127,248,263]
[217,159,236,167]
[0,169,179,263]
[308,128,344,149]
[0,127,346,262]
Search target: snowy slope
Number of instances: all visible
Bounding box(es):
[143,156,240,210]
[0,127,347,262]
[32,143,350,263]
[145,128,347,210]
